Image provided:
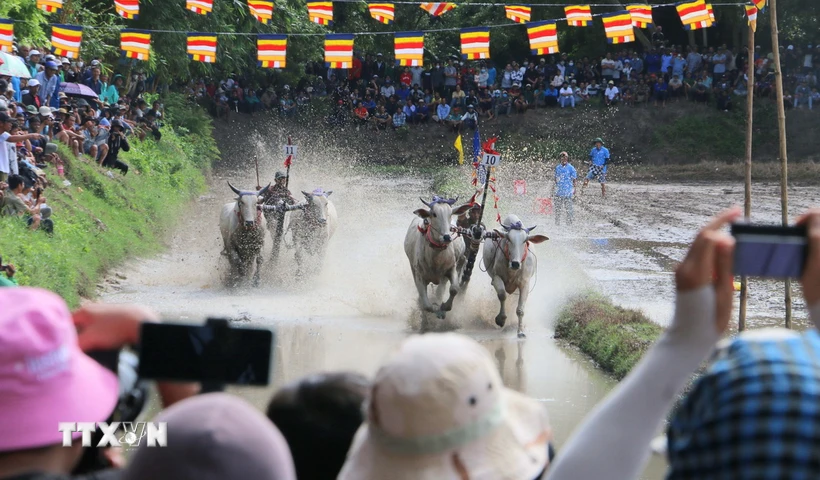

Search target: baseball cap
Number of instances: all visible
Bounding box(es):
[25,105,37,114]
[29,49,41,57]
[45,60,59,70]
[38,106,53,118]
[123,393,296,480]
[0,288,119,451]
[91,59,101,66]
[27,79,40,88]
[338,333,552,480]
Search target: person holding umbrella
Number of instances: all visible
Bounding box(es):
[582,137,610,198]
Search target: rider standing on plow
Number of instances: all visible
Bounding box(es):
[259,171,296,218]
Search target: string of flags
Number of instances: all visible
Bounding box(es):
[2,0,761,68]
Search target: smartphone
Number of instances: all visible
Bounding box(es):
[138,321,274,386]
[731,223,809,279]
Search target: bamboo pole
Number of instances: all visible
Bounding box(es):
[768,0,792,329]
[739,27,755,332]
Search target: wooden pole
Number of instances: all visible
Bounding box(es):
[272,136,292,264]
[461,164,491,288]
[739,26,755,332]
[768,0,792,329]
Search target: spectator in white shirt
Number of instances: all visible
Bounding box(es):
[559,83,575,109]
[604,81,620,106]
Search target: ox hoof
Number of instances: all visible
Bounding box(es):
[495,315,507,328]
[517,331,526,339]
[436,310,447,320]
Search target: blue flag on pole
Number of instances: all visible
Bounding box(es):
[473,127,487,185]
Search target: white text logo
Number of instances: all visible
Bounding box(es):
[59,422,167,447]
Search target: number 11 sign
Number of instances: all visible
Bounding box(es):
[283,145,298,156]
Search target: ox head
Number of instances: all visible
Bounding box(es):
[494,216,549,270]
[301,188,333,226]
[229,181,269,229]
[414,196,472,245]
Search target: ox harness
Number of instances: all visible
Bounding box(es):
[418,220,461,250]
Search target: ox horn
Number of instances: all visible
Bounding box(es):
[525,225,538,233]
[420,197,432,208]
[500,223,511,231]
[257,183,271,196]
[228,181,242,196]
[445,196,459,205]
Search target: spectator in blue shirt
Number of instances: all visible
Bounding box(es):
[582,137,610,198]
[396,84,411,102]
[434,98,451,123]
[552,152,577,226]
[645,50,662,74]
[487,64,497,87]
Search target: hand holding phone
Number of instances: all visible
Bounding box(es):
[796,209,820,305]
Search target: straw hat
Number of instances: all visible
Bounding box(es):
[338,333,552,480]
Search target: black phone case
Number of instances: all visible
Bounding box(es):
[731,223,808,237]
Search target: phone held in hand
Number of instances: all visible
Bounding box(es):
[138,319,274,386]
[730,223,809,279]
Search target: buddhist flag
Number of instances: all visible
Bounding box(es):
[186,0,213,15]
[505,6,531,24]
[460,27,490,60]
[565,5,592,27]
[37,0,63,14]
[677,0,712,30]
[120,29,150,60]
[368,3,395,24]
[308,2,333,25]
[249,0,274,24]
[707,3,715,24]
[114,0,139,19]
[51,25,82,58]
[454,134,464,165]
[325,34,354,68]
[394,32,424,67]
[626,4,653,28]
[0,19,13,53]
[420,3,455,16]
[527,21,559,55]
[602,11,635,44]
[258,34,286,68]
[746,5,757,32]
[187,33,217,63]
[755,0,766,10]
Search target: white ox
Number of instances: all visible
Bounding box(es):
[482,214,549,338]
[289,189,337,272]
[219,182,270,286]
[404,196,472,318]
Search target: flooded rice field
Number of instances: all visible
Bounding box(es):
[100,151,818,479]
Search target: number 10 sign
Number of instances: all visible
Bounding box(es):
[283,145,298,156]
[481,152,502,167]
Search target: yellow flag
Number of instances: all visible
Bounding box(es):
[454,134,464,165]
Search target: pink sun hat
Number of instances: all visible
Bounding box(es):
[0,288,119,451]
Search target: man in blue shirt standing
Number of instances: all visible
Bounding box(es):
[552,152,577,226]
[582,137,610,198]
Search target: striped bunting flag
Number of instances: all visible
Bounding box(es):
[625,4,653,28]
[186,0,213,15]
[676,0,712,30]
[394,31,423,67]
[325,34,354,68]
[120,29,150,60]
[460,27,490,60]
[308,2,334,25]
[187,33,217,63]
[602,11,635,44]
[37,0,63,14]
[0,19,13,53]
[420,3,455,17]
[114,0,139,19]
[368,3,395,24]
[258,34,287,68]
[745,5,757,32]
[564,5,592,27]
[755,0,766,10]
[249,0,274,24]
[707,3,715,24]
[526,21,558,55]
[505,5,531,24]
[51,24,82,58]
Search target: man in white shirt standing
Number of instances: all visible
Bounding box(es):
[604,81,620,106]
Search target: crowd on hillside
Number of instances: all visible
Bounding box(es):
[188,32,820,131]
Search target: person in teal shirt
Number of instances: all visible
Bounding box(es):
[552,152,577,226]
[0,261,18,287]
[582,137,610,198]
[100,74,123,105]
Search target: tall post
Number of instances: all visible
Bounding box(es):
[461,167,491,288]
[272,136,293,264]
[769,0,792,328]
[739,26,755,332]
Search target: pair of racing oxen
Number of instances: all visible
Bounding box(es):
[219,182,337,285]
[405,196,548,338]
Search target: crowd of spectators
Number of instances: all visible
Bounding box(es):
[0,207,819,480]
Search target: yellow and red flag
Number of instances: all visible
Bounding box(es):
[505,6,531,24]
[755,0,766,10]
[420,3,455,16]
[676,0,712,30]
[114,0,139,19]
[325,34,354,68]
[37,0,63,14]
[394,32,423,67]
[120,29,150,60]
[745,5,757,32]
[308,2,333,25]
[565,5,592,27]
[186,0,213,15]
[527,21,559,55]
[602,11,635,44]
[460,27,490,60]
[625,4,653,28]
[368,3,395,24]
[187,33,217,63]
[249,1,274,24]
[51,24,82,58]
[0,19,13,53]
[707,3,715,23]
[258,34,286,68]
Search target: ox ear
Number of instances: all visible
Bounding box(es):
[452,203,473,216]
[493,228,507,239]
[529,234,550,244]
[413,209,431,218]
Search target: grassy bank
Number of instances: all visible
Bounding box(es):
[554,292,663,380]
[0,94,217,307]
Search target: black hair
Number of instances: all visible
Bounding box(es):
[8,174,24,190]
[267,372,369,480]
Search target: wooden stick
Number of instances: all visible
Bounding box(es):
[769,0,792,329]
[739,26,755,332]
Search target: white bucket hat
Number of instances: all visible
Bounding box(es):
[338,333,552,480]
